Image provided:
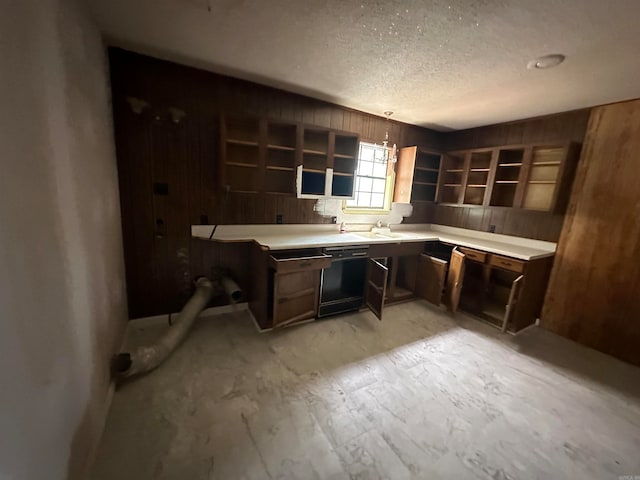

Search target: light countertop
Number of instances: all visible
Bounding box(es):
[191,224,556,261]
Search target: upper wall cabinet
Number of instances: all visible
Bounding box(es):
[220,115,359,198]
[437,142,581,213]
[394,146,442,203]
[297,128,359,199]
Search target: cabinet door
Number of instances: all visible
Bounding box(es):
[273,270,319,328]
[365,258,389,321]
[415,254,447,305]
[502,274,524,332]
[444,248,466,313]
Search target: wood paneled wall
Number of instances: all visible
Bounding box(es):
[109,48,440,317]
[429,109,592,241]
[541,100,640,366]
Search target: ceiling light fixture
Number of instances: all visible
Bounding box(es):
[382,111,397,164]
[527,54,566,70]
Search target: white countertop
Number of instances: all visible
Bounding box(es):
[191,224,556,261]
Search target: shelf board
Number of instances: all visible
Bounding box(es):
[334,153,355,159]
[470,168,490,172]
[303,149,327,156]
[444,183,462,187]
[230,189,259,194]
[482,301,506,322]
[333,171,354,177]
[226,161,257,168]
[266,165,295,172]
[446,169,464,173]
[498,163,522,167]
[495,181,518,184]
[303,168,326,174]
[528,180,557,184]
[414,181,437,186]
[415,166,440,172]
[466,184,487,188]
[227,139,259,147]
[532,161,561,166]
[264,191,295,196]
[267,144,295,151]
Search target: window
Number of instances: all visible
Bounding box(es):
[345,142,393,210]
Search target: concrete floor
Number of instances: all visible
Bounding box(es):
[92,301,640,480]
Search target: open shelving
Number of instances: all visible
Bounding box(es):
[522,146,564,210]
[463,150,492,205]
[490,148,525,207]
[393,147,442,204]
[439,153,466,204]
[263,122,297,194]
[331,134,358,197]
[411,150,441,202]
[220,116,359,198]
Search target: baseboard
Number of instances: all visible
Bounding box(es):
[129,302,250,328]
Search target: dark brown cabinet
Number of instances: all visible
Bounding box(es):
[436,142,581,213]
[220,115,360,198]
[394,146,442,203]
[365,258,388,321]
[414,254,447,305]
[249,240,551,332]
[267,250,331,328]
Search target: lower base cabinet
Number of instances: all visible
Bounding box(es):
[428,244,552,332]
[268,250,331,328]
[249,240,552,332]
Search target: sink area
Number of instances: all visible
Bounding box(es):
[353,231,415,240]
[353,232,385,239]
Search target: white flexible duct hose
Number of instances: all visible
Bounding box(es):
[112,277,214,380]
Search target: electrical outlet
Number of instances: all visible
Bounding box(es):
[276,214,283,224]
[331,216,337,224]
[489,225,496,233]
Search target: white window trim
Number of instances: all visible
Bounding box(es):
[343,142,395,214]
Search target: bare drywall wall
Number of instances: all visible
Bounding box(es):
[0,0,128,479]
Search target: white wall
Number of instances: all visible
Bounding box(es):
[0,0,128,478]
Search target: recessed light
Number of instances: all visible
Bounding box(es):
[527,54,566,70]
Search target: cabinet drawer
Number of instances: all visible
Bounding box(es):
[458,247,487,263]
[269,253,331,273]
[489,254,525,273]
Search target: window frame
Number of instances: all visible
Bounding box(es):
[343,141,395,214]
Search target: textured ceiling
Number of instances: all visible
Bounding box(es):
[88,0,640,130]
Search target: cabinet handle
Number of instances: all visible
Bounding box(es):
[501,261,512,266]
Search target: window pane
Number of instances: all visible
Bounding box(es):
[373,148,386,162]
[372,178,386,194]
[346,141,393,210]
[359,177,373,192]
[358,161,374,176]
[371,193,385,208]
[359,192,371,206]
[372,161,387,178]
[360,146,374,161]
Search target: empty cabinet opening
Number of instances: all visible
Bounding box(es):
[490,148,524,207]
[483,268,521,327]
[441,154,465,204]
[395,256,418,301]
[459,261,484,312]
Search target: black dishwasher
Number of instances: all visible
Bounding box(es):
[318,246,369,318]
